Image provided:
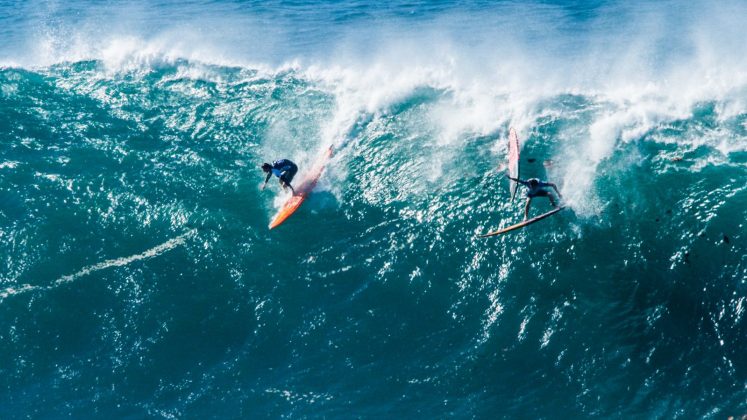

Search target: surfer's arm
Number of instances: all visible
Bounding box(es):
[505,174,528,186]
[548,183,562,198]
[262,173,272,190]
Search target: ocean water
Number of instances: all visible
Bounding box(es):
[1,0,746,417]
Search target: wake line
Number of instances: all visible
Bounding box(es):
[0,229,197,302]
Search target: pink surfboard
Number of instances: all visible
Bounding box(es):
[508,127,520,201]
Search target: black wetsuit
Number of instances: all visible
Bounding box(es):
[270,159,298,185]
[523,178,553,198]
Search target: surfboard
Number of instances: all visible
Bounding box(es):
[508,127,520,201]
[269,146,333,229]
[478,206,564,238]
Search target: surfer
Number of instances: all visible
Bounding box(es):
[261,159,297,194]
[506,174,562,221]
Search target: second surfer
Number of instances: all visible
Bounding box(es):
[506,174,563,221]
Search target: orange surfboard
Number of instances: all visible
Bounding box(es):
[269,146,333,229]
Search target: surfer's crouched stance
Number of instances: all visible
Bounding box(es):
[506,175,562,221]
[262,159,298,194]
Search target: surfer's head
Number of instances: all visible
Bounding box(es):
[261,163,272,173]
[528,178,539,188]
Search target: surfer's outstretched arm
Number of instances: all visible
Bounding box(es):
[261,173,272,190]
[548,183,562,199]
[506,174,529,186]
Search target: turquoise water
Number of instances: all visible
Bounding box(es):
[1,1,746,417]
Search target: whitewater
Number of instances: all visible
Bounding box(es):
[1,0,745,417]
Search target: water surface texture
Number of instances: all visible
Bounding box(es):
[1,0,746,417]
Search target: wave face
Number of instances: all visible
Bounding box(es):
[1,0,746,417]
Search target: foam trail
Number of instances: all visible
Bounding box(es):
[55,229,197,284]
[0,229,197,302]
[0,284,39,301]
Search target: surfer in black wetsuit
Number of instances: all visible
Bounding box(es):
[506,174,562,221]
[261,159,298,194]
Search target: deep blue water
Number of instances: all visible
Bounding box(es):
[1,0,746,418]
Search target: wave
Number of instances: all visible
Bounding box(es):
[2,56,743,292]
[2,2,746,416]
[3,51,744,218]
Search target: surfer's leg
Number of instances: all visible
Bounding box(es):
[286,166,298,183]
[279,174,295,194]
[533,190,553,208]
[524,197,532,221]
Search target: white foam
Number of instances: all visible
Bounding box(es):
[0,229,196,302]
[4,0,746,218]
[55,229,196,284]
